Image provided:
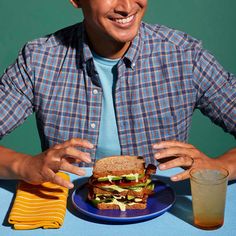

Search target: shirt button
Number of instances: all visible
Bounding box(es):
[90,123,96,129]
[93,89,98,95]
[132,62,136,68]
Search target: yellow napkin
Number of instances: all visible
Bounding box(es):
[8,172,69,230]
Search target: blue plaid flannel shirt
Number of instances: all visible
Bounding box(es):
[0,22,235,166]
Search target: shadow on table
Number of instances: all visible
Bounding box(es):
[0,180,17,227]
[0,180,17,193]
[229,180,236,185]
[155,175,194,226]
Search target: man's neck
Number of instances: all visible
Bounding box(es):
[86,33,131,59]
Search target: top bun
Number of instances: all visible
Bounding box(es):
[93,155,145,178]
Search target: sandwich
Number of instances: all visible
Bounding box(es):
[87,155,156,211]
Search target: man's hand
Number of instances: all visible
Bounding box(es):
[153,140,223,181]
[17,138,94,189]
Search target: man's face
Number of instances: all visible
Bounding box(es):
[77,0,147,44]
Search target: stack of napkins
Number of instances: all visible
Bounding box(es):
[8,172,69,230]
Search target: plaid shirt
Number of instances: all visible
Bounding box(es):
[1,22,235,166]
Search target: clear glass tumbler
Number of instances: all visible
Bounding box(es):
[190,167,229,230]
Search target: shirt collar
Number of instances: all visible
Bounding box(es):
[122,23,144,69]
[78,22,94,65]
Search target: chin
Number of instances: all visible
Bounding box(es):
[111,30,139,43]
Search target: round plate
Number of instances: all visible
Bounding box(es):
[71,178,175,223]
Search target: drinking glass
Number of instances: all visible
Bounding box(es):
[190,167,229,230]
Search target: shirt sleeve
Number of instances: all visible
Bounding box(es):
[192,45,236,137]
[0,43,34,139]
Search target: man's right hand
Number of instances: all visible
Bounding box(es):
[0,138,94,189]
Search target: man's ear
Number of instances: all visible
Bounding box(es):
[70,0,81,8]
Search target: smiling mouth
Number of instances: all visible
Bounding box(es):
[111,14,135,24]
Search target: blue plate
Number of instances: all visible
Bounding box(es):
[72,177,175,223]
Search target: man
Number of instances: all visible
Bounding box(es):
[0,0,235,188]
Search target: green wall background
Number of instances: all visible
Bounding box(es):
[0,0,235,157]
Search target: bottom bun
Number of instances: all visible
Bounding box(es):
[96,202,147,210]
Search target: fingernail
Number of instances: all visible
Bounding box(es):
[78,169,86,175]
[84,153,91,162]
[154,153,160,158]
[153,144,158,149]
[171,176,178,181]
[88,143,94,148]
[68,182,74,189]
[85,157,91,163]
[86,158,91,163]
[159,164,166,170]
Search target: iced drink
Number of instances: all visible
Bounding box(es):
[190,168,228,230]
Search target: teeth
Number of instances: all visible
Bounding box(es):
[114,15,134,24]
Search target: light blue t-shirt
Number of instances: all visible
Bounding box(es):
[93,53,121,159]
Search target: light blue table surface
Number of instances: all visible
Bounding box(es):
[0,167,235,236]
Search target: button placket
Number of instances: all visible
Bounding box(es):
[90,123,96,129]
[93,89,98,95]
